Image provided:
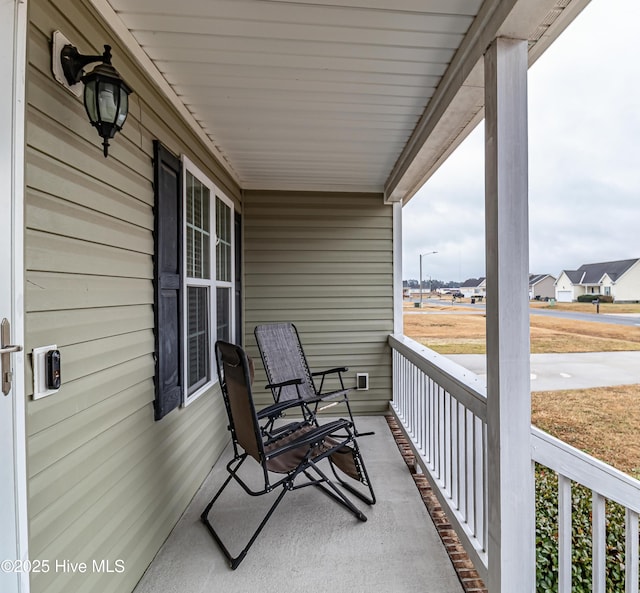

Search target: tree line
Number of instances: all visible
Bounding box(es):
[403,279,461,290]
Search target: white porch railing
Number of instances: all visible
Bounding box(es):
[389,334,640,592]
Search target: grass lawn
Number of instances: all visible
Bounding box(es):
[403,302,640,476]
[531,386,640,477]
[404,302,640,354]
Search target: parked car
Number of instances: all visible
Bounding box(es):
[450,291,464,298]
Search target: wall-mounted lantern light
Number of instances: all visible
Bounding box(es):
[59,43,132,157]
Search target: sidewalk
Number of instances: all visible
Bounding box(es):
[446,351,640,391]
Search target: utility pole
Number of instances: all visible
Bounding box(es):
[419,251,438,308]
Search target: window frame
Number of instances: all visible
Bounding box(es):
[181,156,235,406]
[214,193,235,344]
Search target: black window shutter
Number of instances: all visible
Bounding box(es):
[153,141,183,420]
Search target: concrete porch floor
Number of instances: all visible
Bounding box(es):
[132,416,464,593]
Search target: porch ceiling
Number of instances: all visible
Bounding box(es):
[93,0,589,200]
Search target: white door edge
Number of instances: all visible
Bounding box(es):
[1,0,29,591]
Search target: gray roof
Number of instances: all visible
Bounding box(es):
[460,277,484,288]
[564,270,585,283]
[529,273,554,286]
[561,258,639,285]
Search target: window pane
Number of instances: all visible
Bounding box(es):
[216,197,231,282]
[216,287,230,342]
[188,286,209,393]
[186,172,210,279]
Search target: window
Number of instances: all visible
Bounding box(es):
[153,144,236,419]
[185,171,211,395]
[183,158,234,403]
[216,197,233,342]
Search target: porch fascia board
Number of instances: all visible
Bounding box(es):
[384,0,590,205]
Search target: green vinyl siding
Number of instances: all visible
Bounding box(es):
[24,1,240,592]
[243,190,393,414]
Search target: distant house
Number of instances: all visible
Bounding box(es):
[555,258,640,302]
[529,274,556,300]
[460,277,486,299]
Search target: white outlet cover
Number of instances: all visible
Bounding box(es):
[356,373,369,390]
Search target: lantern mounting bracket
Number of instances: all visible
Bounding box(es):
[60,44,112,86]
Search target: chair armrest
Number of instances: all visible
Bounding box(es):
[264,377,303,390]
[311,367,349,394]
[265,419,351,459]
[256,395,324,420]
[311,366,348,377]
[257,398,309,420]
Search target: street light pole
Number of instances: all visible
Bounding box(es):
[419,251,438,308]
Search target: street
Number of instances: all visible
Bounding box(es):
[406,298,640,327]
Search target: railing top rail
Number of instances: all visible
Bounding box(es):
[389,333,487,420]
[532,426,640,512]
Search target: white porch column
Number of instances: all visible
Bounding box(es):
[484,37,535,593]
[392,201,403,335]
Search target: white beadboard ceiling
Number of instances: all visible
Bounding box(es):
[96,0,589,200]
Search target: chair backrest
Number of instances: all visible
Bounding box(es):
[254,323,316,402]
[215,341,263,463]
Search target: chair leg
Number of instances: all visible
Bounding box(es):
[342,397,374,437]
[201,477,288,570]
[329,459,376,505]
[303,466,367,522]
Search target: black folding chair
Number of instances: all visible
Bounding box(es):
[254,322,374,436]
[201,341,375,570]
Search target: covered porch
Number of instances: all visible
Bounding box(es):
[132,416,469,593]
[134,336,640,593]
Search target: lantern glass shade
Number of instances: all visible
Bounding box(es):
[82,62,132,156]
[84,76,130,137]
[84,79,97,121]
[98,82,118,123]
[116,88,129,127]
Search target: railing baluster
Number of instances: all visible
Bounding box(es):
[451,400,459,508]
[458,402,465,514]
[438,385,444,481]
[626,509,639,593]
[413,367,423,451]
[592,492,606,593]
[434,384,441,479]
[558,474,572,593]
[467,409,475,532]
[421,372,427,456]
[430,376,436,466]
[473,415,483,540]
[445,392,451,494]
[411,366,422,446]
[482,419,487,552]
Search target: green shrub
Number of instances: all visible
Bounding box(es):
[535,466,629,593]
[576,294,613,303]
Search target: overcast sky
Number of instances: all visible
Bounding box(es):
[402,0,640,283]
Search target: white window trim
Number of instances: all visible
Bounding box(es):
[214,191,235,346]
[181,156,235,406]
